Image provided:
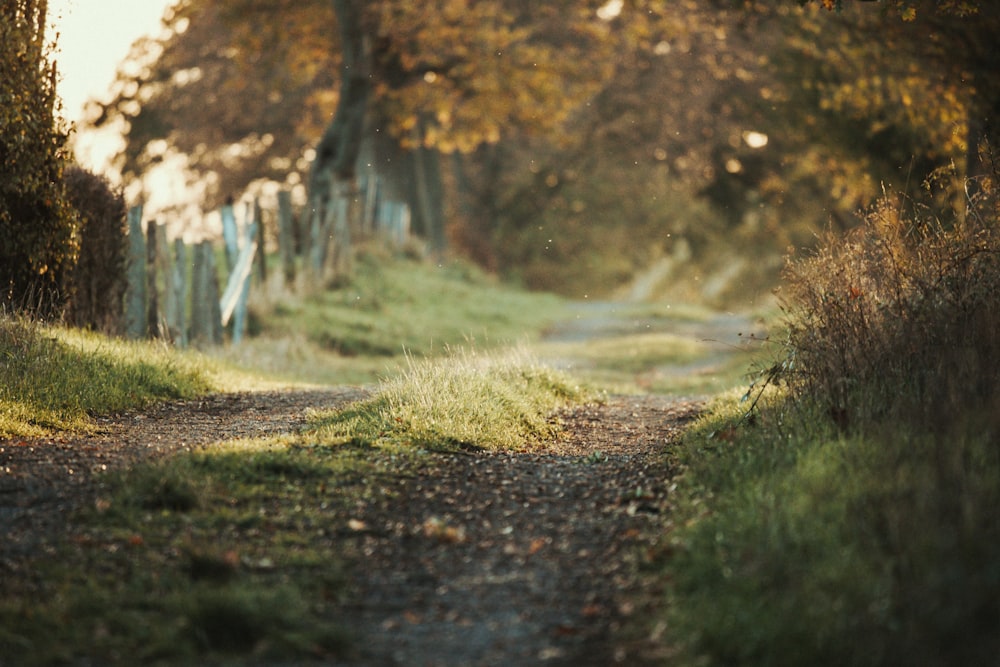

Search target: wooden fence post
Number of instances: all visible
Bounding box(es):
[308,199,325,279]
[221,219,257,345]
[190,240,222,346]
[377,200,410,248]
[221,201,238,272]
[145,221,159,337]
[328,181,352,279]
[361,172,378,237]
[278,190,296,286]
[125,205,146,339]
[163,238,188,347]
[150,223,173,339]
[253,198,267,284]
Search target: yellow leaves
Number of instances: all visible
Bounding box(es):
[365,0,622,154]
[441,0,467,22]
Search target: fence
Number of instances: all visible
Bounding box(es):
[124,177,412,348]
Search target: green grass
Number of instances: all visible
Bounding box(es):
[0,248,775,664]
[308,345,593,452]
[641,187,1000,666]
[203,252,572,387]
[239,251,570,385]
[535,301,770,396]
[0,315,264,436]
[538,330,754,396]
[0,435,379,664]
[658,388,1000,666]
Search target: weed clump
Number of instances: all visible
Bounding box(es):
[781,183,1000,432]
[309,346,591,451]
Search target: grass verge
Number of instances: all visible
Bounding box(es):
[659,388,1000,666]
[654,185,1000,666]
[0,315,253,437]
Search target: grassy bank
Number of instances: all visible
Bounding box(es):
[0,316,231,437]
[655,189,1000,665]
[661,389,1000,666]
[227,252,571,386]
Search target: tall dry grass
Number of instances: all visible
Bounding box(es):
[781,178,1000,433]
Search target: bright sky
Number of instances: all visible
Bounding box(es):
[48,0,175,123]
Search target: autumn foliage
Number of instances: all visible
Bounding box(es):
[0,0,78,315]
[85,0,1000,301]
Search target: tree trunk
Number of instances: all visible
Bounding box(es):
[314,1,447,257]
[310,0,370,203]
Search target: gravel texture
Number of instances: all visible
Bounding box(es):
[0,388,699,665]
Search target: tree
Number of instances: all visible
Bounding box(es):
[90,0,995,302]
[801,0,1000,182]
[309,0,624,255]
[0,0,77,315]
[91,0,339,214]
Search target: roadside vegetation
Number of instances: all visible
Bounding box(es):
[658,181,1000,666]
[0,316,221,436]
[212,251,573,386]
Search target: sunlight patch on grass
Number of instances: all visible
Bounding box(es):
[254,253,570,360]
[0,316,230,436]
[307,345,594,451]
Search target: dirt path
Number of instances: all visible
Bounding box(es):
[0,386,698,665]
[0,301,750,664]
[331,394,699,666]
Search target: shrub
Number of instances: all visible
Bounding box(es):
[659,177,1000,667]
[780,179,1000,433]
[0,0,79,316]
[62,165,128,334]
